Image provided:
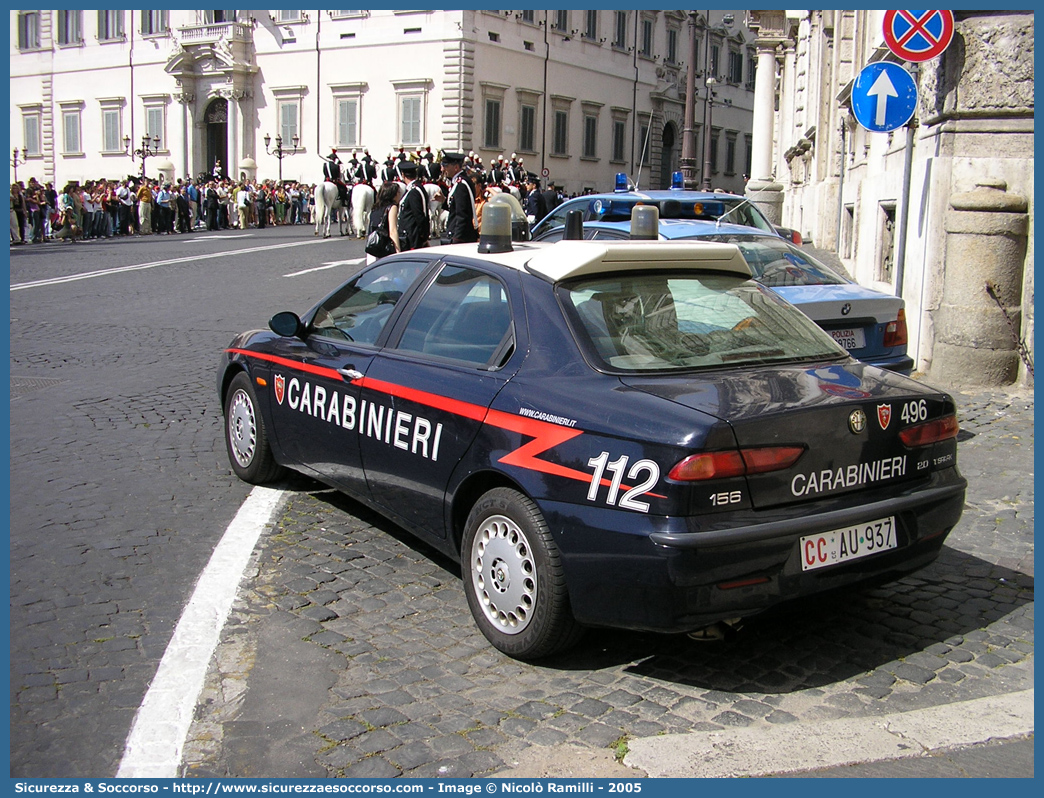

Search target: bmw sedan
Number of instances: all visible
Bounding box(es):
[218,235,964,659]
[535,215,914,374]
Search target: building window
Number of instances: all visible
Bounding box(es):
[519,104,536,152]
[141,11,169,36]
[204,11,236,24]
[400,95,422,146]
[583,115,598,159]
[710,129,720,174]
[22,112,42,156]
[484,98,502,150]
[640,19,653,57]
[584,11,597,41]
[553,110,568,156]
[552,10,568,32]
[100,106,123,153]
[710,44,720,79]
[17,11,41,50]
[279,101,300,146]
[878,204,897,282]
[667,28,678,64]
[728,51,743,84]
[638,123,650,166]
[521,10,535,25]
[337,99,359,148]
[62,109,82,155]
[611,120,626,162]
[725,132,737,175]
[145,105,166,151]
[613,12,627,49]
[331,11,366,19]
[744,134,753,177]
[98,11,124,41]
[278,10,303,23]
[746,55,757,90]
[57,11,83,45]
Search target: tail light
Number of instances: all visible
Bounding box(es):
[789,229,803,245]
[883,309,908,348]
[669,446,805,481]
[900,415,959,447]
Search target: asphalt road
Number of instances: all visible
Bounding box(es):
[8,226,1034,778]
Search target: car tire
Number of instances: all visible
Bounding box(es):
[462,487,583,660]
[224,371,285,484]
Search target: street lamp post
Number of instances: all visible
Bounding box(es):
[11,147,28,183]
[679,13,700,189]
[125,134,160,180]
[264,133,301,184]
[701,78,716,191]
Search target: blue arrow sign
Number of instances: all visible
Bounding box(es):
[851,62,918,133]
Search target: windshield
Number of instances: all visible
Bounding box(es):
[687,235,850,286]
[560,271,845,373]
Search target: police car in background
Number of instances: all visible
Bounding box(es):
[218,201,965,660]
[535,208,914,375]
[532,172,803,243]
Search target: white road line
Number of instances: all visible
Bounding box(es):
[285,257,364,277]
[10,238,336,291]
[116,486,287,778]
[625,689,1035,778]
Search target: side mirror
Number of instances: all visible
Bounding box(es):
[269,311,305,338]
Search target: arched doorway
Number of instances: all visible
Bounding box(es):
[204,98,228,179]
[659,122,678,189]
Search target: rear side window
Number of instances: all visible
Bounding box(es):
[396,265,513,368]
[693,236,849,287]
[560,271,843,372]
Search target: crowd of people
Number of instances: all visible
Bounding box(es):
[9,175,323,245]
[10,147,577,248]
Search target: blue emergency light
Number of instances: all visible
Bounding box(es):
[614,173,631,193]
[670,171,685,190]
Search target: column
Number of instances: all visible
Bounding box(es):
[174,89,195,180]
[746,38,785,223]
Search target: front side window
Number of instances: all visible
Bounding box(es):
[396,265,513,369]
[311,260,429,346]
[561,272,842,372]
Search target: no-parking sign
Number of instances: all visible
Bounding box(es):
[883,10,955,62]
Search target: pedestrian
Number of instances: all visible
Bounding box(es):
[365,180,403,264]
[439,152,478,244]
[205,180,219,230]
[523,176,548,226]
[236,181,252,230]
[136,179,153,234]
[55,182,79,242]
[395,160,430,251]
[10,182,27,244]
[186,178,201,229]
[175,185,191,233]
[117,179,135,235]
[541,180,562,214]
[254,185,268,229]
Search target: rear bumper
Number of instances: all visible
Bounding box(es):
[544,469,966,633]
[867,353,915,374]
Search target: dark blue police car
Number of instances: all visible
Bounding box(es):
[218,211,966,659]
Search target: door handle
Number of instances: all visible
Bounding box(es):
[337,367,364,382]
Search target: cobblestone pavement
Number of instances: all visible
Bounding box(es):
[182,385,1033,778]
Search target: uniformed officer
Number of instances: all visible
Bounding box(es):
[323,149,349,206]
[396,160,430,251]
[440,152,478,244]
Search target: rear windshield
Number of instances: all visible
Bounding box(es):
[560,271,845,372]
[688,235,849,287]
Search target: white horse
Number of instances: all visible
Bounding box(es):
[349,183,375,238]
[424,183,446,238]
[313,181,347,238]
